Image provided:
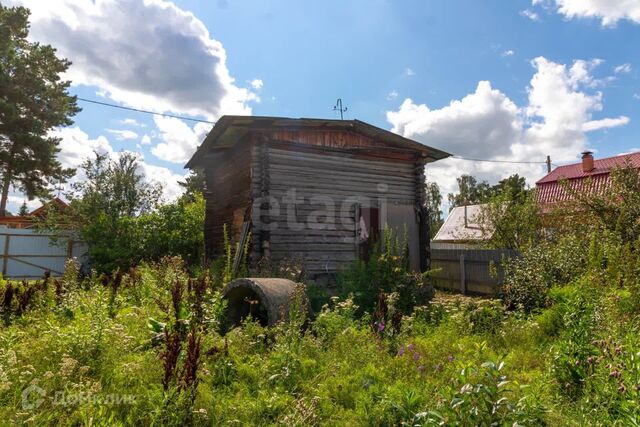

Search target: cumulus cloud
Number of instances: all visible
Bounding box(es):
[10,0,257,119]
[151,116,212,164]
[501,50,515,57]
[141,134,152,145]
[387,56,630,200]
[404,68,415,77]
[387,90,399,100]
[54,126,186,203]
[534,0,640,26]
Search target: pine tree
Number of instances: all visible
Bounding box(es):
[0,5,80,215]
[18,201,28,216]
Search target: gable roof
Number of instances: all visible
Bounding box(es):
[433,204,490,243]
[536,152,640,205]
[537,152,640,184]
[185,115,451,168]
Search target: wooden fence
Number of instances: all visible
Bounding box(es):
[1,228,87,279]
[430,244,518,296]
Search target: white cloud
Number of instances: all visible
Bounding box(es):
[106,129,139,140]
[54,126,185,203]
[501,50,515,57]
[582,116,630,131]
[141,134,152,145]
[520,9,541,21]
[10,0,258,120]
[387,90,399,100]
[151,116,211,164]
[535,0,640,26]
[404,68,415,77]
[614,63,632,74]
[387,56,630,199]
[250,79,264,90]
[121,118,146,127]
[54,126,115,170]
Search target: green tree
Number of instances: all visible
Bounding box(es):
[0,5,80,215]
[17,201,27,216]
[53,152,162,272]
[447,175,493,209]
[178,168,206,202]
[424,181,443,237]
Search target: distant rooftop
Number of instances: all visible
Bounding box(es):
[432,204,490,243]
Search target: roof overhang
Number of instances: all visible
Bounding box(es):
[185,115,451,169]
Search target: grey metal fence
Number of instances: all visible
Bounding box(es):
[430,244,518,296]
[1,227,88,279]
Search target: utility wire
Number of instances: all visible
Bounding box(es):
[76,97,216,124]
[76,96,554,167]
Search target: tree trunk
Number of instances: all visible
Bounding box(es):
[0,170,12,216]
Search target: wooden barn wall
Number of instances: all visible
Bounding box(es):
[263,143,419,276]
[203,142,252,259]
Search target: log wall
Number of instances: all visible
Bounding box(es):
[260,143,420,276]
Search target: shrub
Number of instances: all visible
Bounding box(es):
[502,235,588,312]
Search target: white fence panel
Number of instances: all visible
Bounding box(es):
[0,226,88,279]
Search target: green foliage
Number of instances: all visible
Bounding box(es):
[424,181,443,238]
[0,4,80,214]
[337,227,434,316]
[478,187,542,251]
[502,235,588,312]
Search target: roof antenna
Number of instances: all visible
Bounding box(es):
[333,98,348,120]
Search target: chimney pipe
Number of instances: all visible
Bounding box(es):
[581,151,594,173]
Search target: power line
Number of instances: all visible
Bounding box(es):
[74,96,556,168]
[76,97,216,124]
[451,156,547,165]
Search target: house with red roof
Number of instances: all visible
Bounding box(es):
[536,151,640,206]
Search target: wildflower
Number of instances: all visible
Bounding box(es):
[618,384,626,393]
[417,365,424,373]
[413,352,420,362]
[448,355,454,362]
[587,357,593,364]
[615,346,622,355]
[575,360,580,366]
[407,344,415,352]
[377,321,385,332]
[398,346,406,356]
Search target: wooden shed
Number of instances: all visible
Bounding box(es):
[186,116,450,278]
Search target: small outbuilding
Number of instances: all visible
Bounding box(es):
[186,116,450,279]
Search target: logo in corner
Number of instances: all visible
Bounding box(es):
[22,384,46,410]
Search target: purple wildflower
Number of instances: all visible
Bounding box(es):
[417,365,424,373]
[398,346,406,356]
[407,344,415,351]
[575,360,580,366]
[378,321,385,332]
[447,355,454,362]
[413,352,420,361]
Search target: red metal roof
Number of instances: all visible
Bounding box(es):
[536,152,640,205]
[537,153,640,184]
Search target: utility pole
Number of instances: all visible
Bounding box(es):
[546,155,552,173]
[333,98,348,120]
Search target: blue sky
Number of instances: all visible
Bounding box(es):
[5,0,640,213]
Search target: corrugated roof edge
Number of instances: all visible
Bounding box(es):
[185,115,451,169]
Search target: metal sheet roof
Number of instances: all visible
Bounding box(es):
[185,115,451,168]
[432,204,490,243]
